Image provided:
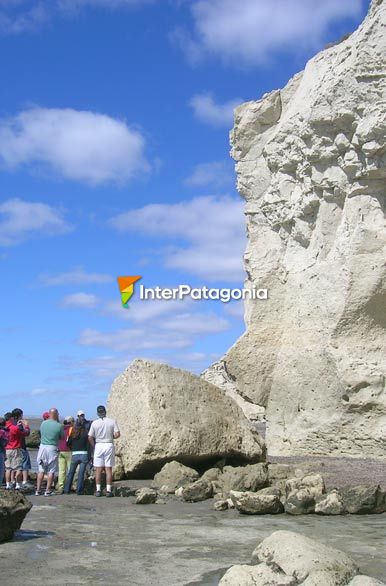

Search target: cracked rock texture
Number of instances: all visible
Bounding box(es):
[107,359,265,476]
[204,0,386,458]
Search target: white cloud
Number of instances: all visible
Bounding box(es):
[40,266,113,286]
[0,0,153,34]
[103,296,195,322]
[0,107,150,185]
[78,327,191,352]
[78,307,229,351]
[0,197,71,246]
[61,292,100,308]
[189,93,242,127]
[184,160,234,189]
[177,0,364,66]
[109,195,246,282]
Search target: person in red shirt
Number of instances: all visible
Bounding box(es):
[5,410,30,490]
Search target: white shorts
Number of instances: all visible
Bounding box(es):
[37,445,59,475]
[93,443,115,468]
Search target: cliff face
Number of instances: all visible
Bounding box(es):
[204,0,386,457]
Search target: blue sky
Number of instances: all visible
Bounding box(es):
[0,0,369,417]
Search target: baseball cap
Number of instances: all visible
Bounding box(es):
[42,411,49,420]
[77,410,85,416]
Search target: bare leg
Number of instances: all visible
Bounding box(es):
[105,467,113,487]
[46,473,54,492]
[37,471,44,492]
[95,467,103,486]
[5,469,11,485]
[15,470,22,486]
[23,470,28,483]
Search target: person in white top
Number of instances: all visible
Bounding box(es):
[88,405,120,497]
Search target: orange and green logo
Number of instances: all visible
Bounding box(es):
[117,276,141,308]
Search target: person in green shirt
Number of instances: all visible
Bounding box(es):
[36,408,64,496]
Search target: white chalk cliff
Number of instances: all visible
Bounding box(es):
[204,0,386,458]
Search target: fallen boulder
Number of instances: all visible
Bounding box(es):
[230,490,284,515]
[107,359,265,476]
[0,489,32,543]
[340,485,386,514]
[152,461,199,493]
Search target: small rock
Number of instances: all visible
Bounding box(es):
[285,488,315,515]
[217,463,268,496]
[182,479,213,502]
[230,490,284,515]
[315,490,345,515]
[214,499,229,511]
[285,474,325,499]
[135,488,157,504]
[152,461,199,493]
[113,486,133,497]
[257,486,282,498]
[201,468,222,482]
[219,562,296,585]
[175,487,184,498]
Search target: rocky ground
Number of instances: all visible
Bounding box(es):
[0,484,385,585]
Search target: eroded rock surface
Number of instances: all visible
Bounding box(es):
[0,489,32,542]
[204,0,386,458]
[107,359,265,476]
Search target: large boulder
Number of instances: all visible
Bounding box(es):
[107,359,265,476]
[152,461,199,493]
[0,489,32,542]
[252,531,358,584]
[203,0,386,458]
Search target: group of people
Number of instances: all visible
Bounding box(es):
[0,405,120,497]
